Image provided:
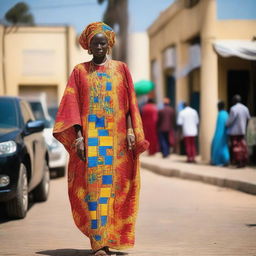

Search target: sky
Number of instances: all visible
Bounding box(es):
[0,0,175,33]
[217,0,256,20]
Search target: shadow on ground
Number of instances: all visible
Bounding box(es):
[246,224,256,228]
[36,249,91,256]
[37,249,128,256]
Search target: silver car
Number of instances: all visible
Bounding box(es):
[26,97,67,177]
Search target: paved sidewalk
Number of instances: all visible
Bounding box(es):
[140,153,256,195]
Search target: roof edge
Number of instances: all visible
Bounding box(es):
[147,0,184,37]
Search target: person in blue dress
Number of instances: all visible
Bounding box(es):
[211,101,230,166]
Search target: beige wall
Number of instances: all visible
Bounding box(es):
[70,27,91,69]
[148,0,256,161]
[127,32,150,83]
[216,20,256,39]
[148,0,217,160]
[73,46,91,67]
[176,42,189,104]
[148,0,210,109]
[148,0,209,59]
[0,25,146,106]
[189,68,200,92]
[0,25,92,105]
[0,25,148,105]
[4,26,68,103]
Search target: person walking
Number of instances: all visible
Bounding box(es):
[226,95,251,168]
[53,22,149,256]
[141,98,159,155]
[157,97,175,158]
[177,102,199,163]
[211,101,230,166]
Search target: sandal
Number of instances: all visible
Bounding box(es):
[93,247,110,256]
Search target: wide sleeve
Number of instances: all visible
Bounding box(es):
[53,67,82,154]
[122,63,149,156]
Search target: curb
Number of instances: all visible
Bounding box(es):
[141,161,256,195]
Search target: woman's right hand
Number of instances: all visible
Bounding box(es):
[76,140,86,161]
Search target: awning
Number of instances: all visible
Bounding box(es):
[163,47,176,69]
[176,44,201,78]
[213,40,256,60]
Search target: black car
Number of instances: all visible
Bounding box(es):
[0,96,50,219]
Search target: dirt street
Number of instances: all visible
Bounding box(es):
[1,169,256,256]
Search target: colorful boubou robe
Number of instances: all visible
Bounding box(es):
[53,60,149,251]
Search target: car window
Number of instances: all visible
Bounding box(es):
[29,102,53,128]
[20,100,35,124]
[29,102,46,120]
[0,98,19,128]
[48,106,58,120]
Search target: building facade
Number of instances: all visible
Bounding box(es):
[148,0,256,161]
[0,25,91,108]
[0,25,149,109]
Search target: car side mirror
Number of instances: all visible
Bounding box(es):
[26,120,45,134]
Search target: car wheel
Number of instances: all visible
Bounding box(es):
[33,161,50,202]
[57,166,66,177]
[6,163,28,219]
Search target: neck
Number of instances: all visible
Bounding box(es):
[93,56,107,65]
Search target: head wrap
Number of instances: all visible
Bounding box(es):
[79,22,115,50]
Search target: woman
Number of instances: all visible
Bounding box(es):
[211,101,230,166]
[53,22,149,256]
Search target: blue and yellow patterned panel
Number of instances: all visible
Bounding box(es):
[106,82,112,91]
[94,235,102,241]
[101,216,107,226]
[99,197,108,204]
[102,175,113,185]
[87,70,115,233]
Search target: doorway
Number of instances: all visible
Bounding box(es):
[19,85,58,109]
[165,75,176,108]
[227,70,250,110]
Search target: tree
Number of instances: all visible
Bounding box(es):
[97,0,128,62]
[5,2,34,26]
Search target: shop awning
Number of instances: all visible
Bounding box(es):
[213,40,256,60]
[176,44,201,78]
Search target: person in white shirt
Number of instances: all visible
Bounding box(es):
[177,102,199,162]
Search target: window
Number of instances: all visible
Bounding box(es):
[28,101,53,128]
[20,101,34,124]
[29,102,46,121]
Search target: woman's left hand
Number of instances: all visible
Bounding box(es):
[127,134,135,150]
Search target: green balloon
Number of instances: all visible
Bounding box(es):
[134,80,155,95]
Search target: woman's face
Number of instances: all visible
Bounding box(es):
[90,33,109,58]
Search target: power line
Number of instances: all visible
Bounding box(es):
[31,2,98,10]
